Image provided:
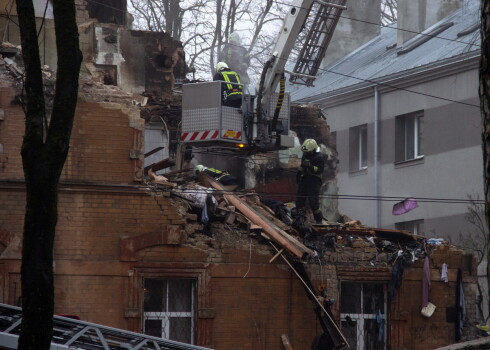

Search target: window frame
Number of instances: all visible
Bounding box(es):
[395,219,425,235]
[129,266,212,346]
[143,277,196,344]
[340,281,388,350]
[144,118,170,171]
[395,111,424,163]
[349,124,368,173]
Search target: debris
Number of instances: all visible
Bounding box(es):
[147,169,177,187]
[281,334,293,350]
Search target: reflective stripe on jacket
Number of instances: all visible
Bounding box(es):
[216,70,243,97]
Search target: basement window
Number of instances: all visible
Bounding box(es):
[340,282,387,350]
[143,278,196,344]
[395,219,424,235]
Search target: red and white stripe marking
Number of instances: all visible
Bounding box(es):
[181,130,219,142]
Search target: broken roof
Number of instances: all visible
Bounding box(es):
[290,0,480,104]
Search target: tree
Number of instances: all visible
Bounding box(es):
[15,0,82,348]
[481,0,490,329]
[381,0,397,25]
[129,0,285,82]
[456,195,489,321]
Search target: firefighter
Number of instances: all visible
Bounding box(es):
[296,139,325,224]
[213,62,243,108]
[219,32,250,85]
[195,164,238,190]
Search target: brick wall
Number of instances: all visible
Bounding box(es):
[0,87,24,180]
[0,89,144,183]
[0,81,479,350]
[75,0,90,25]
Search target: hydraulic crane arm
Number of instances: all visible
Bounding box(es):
[256,0,347,149]
[260,0,316,110]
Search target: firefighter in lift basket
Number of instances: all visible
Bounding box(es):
[213,62,243,108]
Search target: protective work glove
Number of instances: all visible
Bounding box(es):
[301,159,311,170]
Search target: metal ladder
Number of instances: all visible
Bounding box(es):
[0,303,212,350]
[290,0,347,86]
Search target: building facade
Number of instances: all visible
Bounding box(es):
[291,0,482,241]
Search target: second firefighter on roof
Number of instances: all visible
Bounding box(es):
[296,139,325,224]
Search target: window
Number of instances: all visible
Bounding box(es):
[145,119,169,171]
[395,219,424,235]
[143,278,196,344]
[349,124,367,172]
[395,112,424,162]
[341,282,387,350]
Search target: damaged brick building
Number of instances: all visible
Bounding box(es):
[0,0,481,349]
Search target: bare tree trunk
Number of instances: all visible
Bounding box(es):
[16,0,82,348]
[480,0,490,322]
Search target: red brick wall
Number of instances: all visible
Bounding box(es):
[0,91,144,183]
[0,82,479,350]
[63,100,144,183]
[0,87,24,180]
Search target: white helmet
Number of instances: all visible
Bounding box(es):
[216,62,229,72]
[301,139,318,153]
[195,164,207,173]
[229,32,241,45]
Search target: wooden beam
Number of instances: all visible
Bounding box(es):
[281,334,293,350]
[202,174,313,259]
[144,146,165,158]
[144,158,176,174]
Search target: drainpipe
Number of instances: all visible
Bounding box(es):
[374,86,380,227]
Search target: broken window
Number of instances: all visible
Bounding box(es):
[145,118,169,172]
[340,282,386,350]
[395,219,425,235]
[395,111,424,162]
[143,278,196,344]
[349,124,367,172]
[87,0,127,25]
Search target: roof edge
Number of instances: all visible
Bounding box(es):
[294,51,480,108]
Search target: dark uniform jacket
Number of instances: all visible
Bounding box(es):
[203,168,238,187]
[213,68,243,107]
[297,151,324,184]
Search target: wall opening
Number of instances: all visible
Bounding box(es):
[87,0,127,25]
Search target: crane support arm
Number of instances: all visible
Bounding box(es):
[260,0,316,106]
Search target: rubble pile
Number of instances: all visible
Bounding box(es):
[144,170,446,272]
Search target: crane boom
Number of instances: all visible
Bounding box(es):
[260,0,316,106]
[256,0,347,149]
[180,0,346,152]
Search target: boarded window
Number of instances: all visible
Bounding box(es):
[143,278,196,344]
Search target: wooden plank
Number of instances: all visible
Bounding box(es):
[144,158,176,174]
[144,146,165,158]
[202,174,313,259]
[281,334,294,350]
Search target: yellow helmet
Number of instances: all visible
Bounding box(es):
[301,139,318,153]
[195,164,206,173]
[216,62,229,72]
